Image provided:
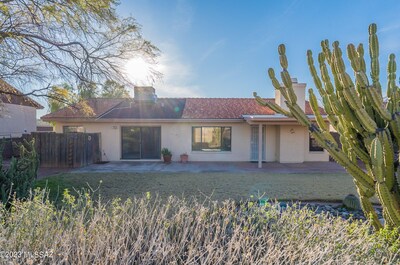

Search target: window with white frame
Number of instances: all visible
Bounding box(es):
[192,126,231,151]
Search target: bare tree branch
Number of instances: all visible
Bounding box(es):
[0,0,161,104]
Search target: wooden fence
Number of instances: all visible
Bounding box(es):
[13,132,102,168]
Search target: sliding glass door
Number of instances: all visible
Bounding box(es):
[121,127,161,159]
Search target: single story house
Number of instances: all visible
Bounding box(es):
[41,79,329,166]
[0,79,44,137]
[36,119,54,132]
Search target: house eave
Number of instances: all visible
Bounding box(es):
[242,114,328,125]
[41,117,246,123]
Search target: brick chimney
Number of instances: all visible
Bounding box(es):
[134,86,157,102]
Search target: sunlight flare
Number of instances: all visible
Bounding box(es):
[125,57,155,85]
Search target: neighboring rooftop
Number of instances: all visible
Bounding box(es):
[0,79,43,109]
[41,98,125,119]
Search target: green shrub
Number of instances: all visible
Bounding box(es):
[0,139,39,205]
[0,190,398,264]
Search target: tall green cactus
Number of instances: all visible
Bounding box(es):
[254,23,400,230]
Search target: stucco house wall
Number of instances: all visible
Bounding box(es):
[275,125,329,163]
[0,103,37,137]
[55,121,253,162]
[265,125,277,162]
[277,125,305,163]
[54,120,328,163]
[0,79,44,137]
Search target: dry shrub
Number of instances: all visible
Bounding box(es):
[0,189,399,264]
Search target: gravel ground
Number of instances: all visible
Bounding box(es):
[276,201,382,222]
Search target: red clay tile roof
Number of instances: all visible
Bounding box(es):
[41,97,325,120]
[0,79,43,109]
[181,98,324,119]
[306,101,326,115]
[182,98,275,119]
[41,98,124,120]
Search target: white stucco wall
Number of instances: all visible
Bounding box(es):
[265,125,277,162]
[0,103,37,137]
[54,121,252,162]
[53,121,329,163]
[276,125,329,163]
[277,125,306,163]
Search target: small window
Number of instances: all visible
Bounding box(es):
[63,126,85,133]
[309,133,323,152]
[192,126,231,151]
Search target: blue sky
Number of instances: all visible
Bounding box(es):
[118,0,400,99]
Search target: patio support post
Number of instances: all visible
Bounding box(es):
[258,123,262,168]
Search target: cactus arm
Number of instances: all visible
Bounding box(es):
[310,128,375,189]
[338,96,370,134]
[354,108,378,134]
[308,89,327,131]
[378,129,395,190]
[281,70,297,103]
[360,194,383,230]
[253,92,292,117]
[376,182,400,226]
[268,68,289,99]
[321,39,333,67]
[278,44,297,104]
[318,53,335,95]
[349,142,370,165]
[286,102,311,127]
[370,135,384,183]
[256,23,400,229]
[307,50,326,97]
[387,54,396,97]
[331,41,378,133]
[357,44,367,72]
[389,114,400,145]
[363,86,392,121]
[387,54,398,114]
[369,23,382,94]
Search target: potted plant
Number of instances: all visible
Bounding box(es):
[161,148,172,163]
[180,152,189,163]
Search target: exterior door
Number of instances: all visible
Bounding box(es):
[121,126,161,159]
[250,125,266,161]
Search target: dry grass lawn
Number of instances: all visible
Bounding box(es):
[35,171,373,203]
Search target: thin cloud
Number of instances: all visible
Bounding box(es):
[154,42,203,97]
[379,23,400,33]
[283,0,301,16]
[200,39,226,62]
[173,0,193,32]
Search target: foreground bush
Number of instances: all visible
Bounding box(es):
[0,139,38,205]
[0,190,399,264]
